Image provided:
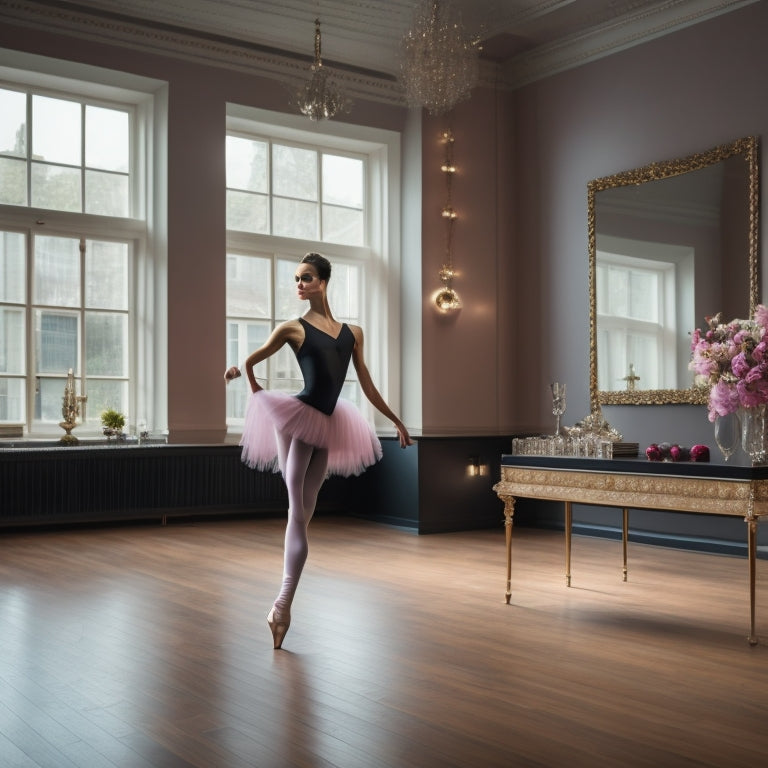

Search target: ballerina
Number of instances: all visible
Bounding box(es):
[225,252,412,648]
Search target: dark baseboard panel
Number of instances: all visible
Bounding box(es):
[531,519,768,560]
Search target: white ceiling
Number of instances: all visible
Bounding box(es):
[2,1,757,97]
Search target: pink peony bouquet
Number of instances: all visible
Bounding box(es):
[689,305,768,421]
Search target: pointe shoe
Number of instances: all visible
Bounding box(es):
[267,606,290,649]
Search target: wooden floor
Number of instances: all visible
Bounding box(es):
[1,516,768,768]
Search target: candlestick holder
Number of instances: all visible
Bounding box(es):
[59,368,87,445]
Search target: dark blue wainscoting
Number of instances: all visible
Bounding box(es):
[0,437,514,533]
[0,444,291,527]
[346,435,514,534]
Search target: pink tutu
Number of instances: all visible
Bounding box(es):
[240,389,382,477]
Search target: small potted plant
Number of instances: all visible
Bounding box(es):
[101,408,126,439]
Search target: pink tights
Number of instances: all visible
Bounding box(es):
[273,433,329,615]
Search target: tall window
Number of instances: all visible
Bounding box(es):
[224,107,399,431]
[0,71,159,437]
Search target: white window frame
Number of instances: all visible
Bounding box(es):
[0,49,168,438]
[225,105,401,435]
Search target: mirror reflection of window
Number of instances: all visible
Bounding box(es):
[597,248,690,391]
[596,230,695,392]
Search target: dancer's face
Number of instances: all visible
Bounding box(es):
[294,263,323,301]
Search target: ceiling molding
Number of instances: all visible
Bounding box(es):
[0,0,406,105]
[0,0,759,106]
[500,0,760,89]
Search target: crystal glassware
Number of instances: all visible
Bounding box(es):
[714,411,740,461]
[551,382,566,436]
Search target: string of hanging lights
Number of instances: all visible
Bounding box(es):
[434,128,462,312]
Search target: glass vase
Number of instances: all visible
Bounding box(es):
[714,411,741,461]
[741,404,768,465]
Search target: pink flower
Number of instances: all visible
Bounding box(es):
[737,378,768,408]
[707,379,740,421]
[745,364,767,384]
[690,327,701,351]
[731,351,751,378]
[754,304,768,329]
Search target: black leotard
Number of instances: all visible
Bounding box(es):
[295,317,355,415]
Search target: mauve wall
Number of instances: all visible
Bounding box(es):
[2,2,767,449]
[501,0,768,448]
[420,88,516,433]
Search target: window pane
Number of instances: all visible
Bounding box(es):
[246,321,269,374]
[226,321,240,368]
[0,307,25,373]
[35,376,74,422]
[85,170,130,217]
[0,377,25,422]
[86,240,129,310]
[323,154,363,207]
[0,88,26,157]
[629,271,658,321]
[327,262,360,320]
[85,105,129,172]
[35,310,78,374]
[226,136,267,192]
[84,379,127,425]
[34,236,80,307]
[273,198,317,240]
[605,266,628,316]
[273,344,301,387]
[226,190,269,233]
[273,144,317,201]
[0,231,26,303]
[225,320,269,419]
[32,95,81,166]
[322,204,363,246]
[340,380,360,406]
[86,311,127,376]
[627,333,659,389]
[275,258,305,321]
[31,163,82,212]
[0,157,27,206]
[226,254,270,318]
[225,373,248,420]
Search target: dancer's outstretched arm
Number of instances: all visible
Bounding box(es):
[349,325,412,448]
[224,320,303,392]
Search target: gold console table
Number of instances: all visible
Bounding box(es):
[493,456,768,644]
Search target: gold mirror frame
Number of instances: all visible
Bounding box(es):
[589,136,760,407]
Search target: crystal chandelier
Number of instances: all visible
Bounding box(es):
[400,0,480,116]
[297,19,349,121]
[434,129,461,312]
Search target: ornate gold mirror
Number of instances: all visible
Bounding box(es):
[589,136,759,407]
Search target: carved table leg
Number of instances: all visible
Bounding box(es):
[622,507,629,582]
[502,495,516,604]
[565,500,572,587]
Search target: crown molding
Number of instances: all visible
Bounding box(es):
[500,0,760,90]
[0,0,758,105]
[0,0,406,105]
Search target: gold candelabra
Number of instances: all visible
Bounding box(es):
[60,368,87,444]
